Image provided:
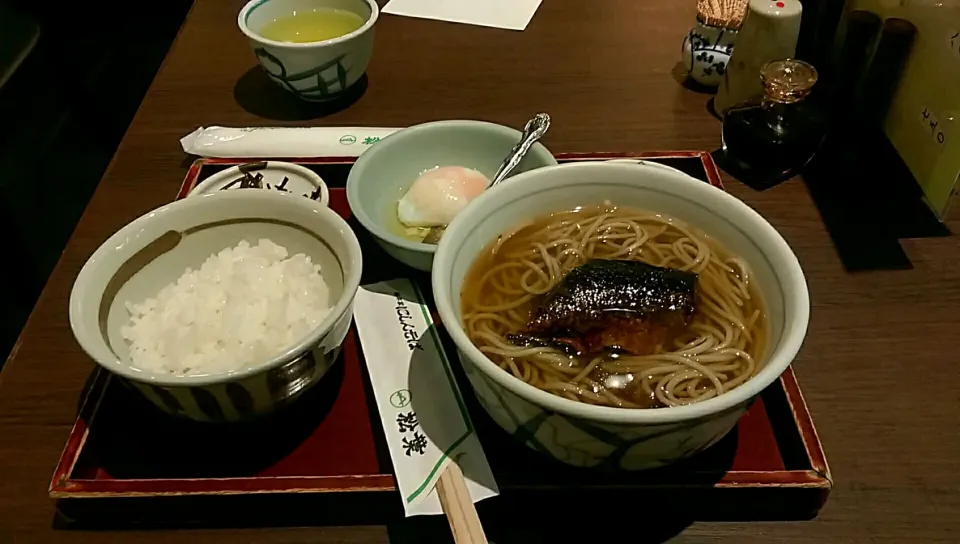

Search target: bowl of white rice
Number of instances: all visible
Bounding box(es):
[69,190,362,421]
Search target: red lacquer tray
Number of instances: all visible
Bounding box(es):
[50,152,831,526]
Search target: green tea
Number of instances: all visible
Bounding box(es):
[259,9,365,43]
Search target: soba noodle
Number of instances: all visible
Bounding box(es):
[460,205,768,409]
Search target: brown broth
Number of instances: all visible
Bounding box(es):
[460,205,768,409]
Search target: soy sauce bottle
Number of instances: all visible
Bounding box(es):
[718,59,824,190]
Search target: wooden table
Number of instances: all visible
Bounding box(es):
[2,0,958,541]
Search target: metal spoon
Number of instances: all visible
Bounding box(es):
[421,113,552,245]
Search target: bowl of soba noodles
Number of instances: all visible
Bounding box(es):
[431,161,809,470]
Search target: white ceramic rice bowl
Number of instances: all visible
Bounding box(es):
[432,162,809,470]
[70,191,362,421]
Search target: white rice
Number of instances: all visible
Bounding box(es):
[120,239,332,376]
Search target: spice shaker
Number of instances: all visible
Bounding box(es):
[714,0,803,116]
[828,10,882,119]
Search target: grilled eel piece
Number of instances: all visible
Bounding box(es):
[509,260,697,355]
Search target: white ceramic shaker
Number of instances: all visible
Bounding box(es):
[714,0,804,116]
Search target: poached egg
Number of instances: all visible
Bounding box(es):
[397,166,490,228]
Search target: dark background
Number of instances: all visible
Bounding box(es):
[0,1,193,364]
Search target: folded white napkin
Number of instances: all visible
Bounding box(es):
[383,0,543,31]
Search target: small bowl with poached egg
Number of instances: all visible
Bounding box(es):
[345,120,557,271]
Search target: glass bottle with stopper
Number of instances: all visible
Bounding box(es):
[717,58,825,190]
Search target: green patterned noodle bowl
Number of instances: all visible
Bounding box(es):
[432,162,810,470]
[461,355,748,470]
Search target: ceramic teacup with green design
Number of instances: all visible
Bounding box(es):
[238,0,378,101]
